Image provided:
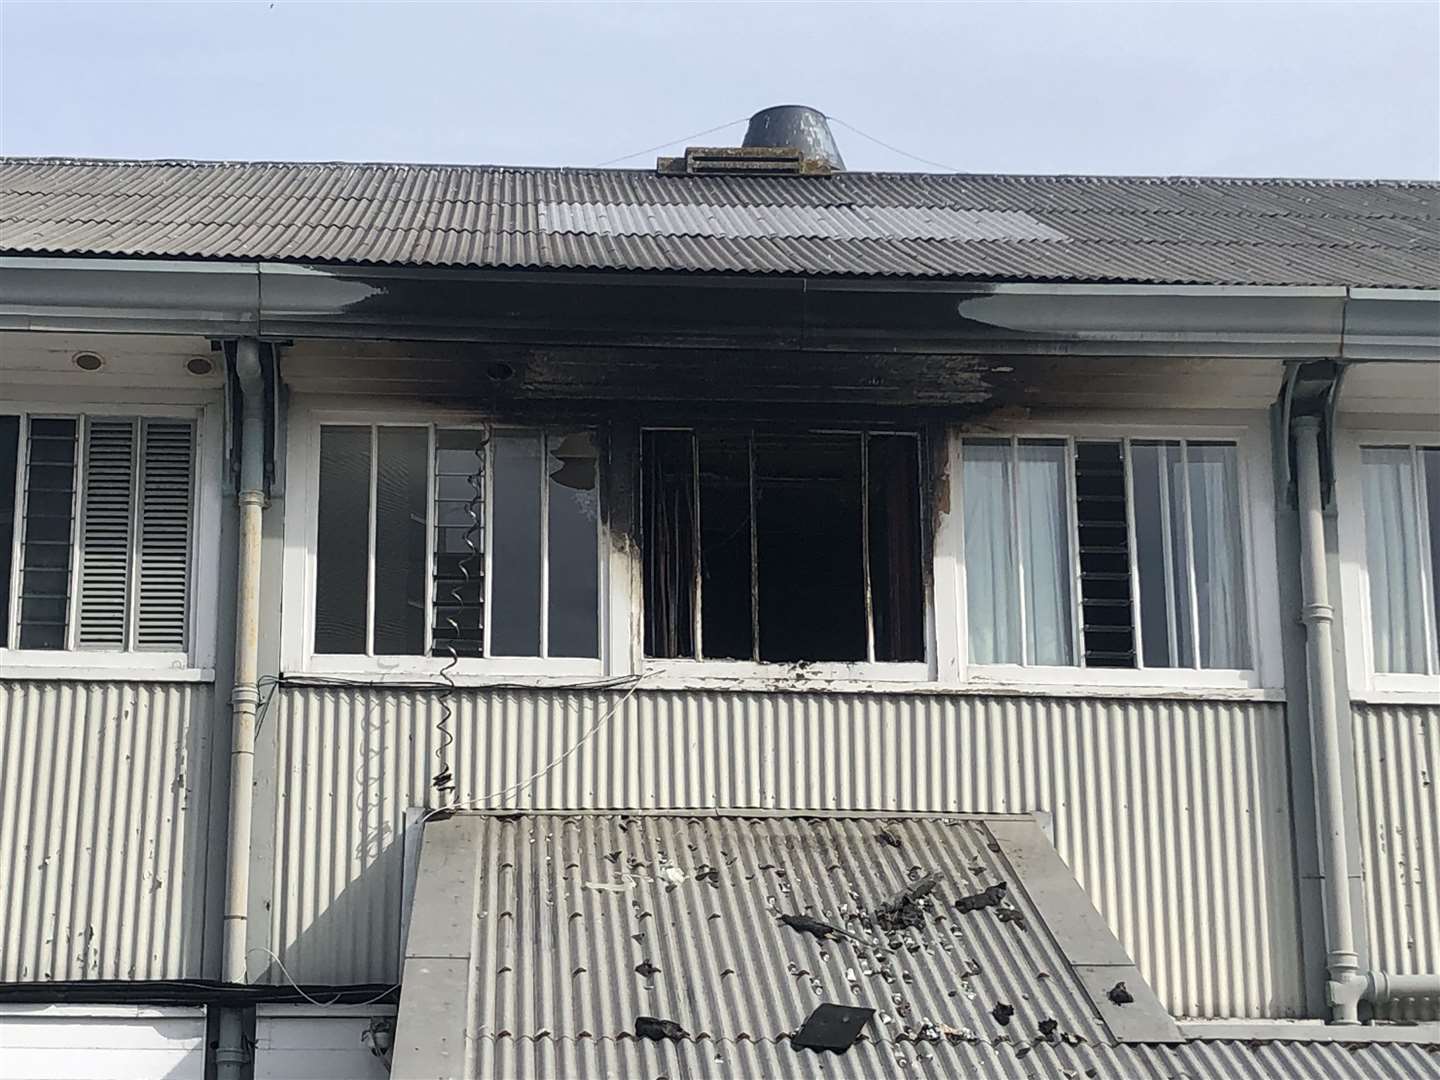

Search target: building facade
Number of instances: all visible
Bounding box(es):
[0,144,1437,1077]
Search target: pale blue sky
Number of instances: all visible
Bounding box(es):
[2,1,1436,178]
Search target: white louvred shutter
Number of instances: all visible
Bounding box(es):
[135,420,195,651]
[75,418,136,649]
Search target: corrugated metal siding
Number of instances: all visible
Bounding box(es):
[266,686,1305,1018]
[2,159,1436,287]
[0,680,214,981]
[1354,702,1440,1022]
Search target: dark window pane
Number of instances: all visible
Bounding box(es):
[373,427,427,656]
[868,434,924,662]
[0,416,18,648]
[547,431,600,658]
[755,433,865,662]
[1075,441,1135,668]
[18,417,77,649]
[642,431,696,659]
[431,429,487,659]
[314,426,371,654]
[491,432,543,656]
[698,433,754,661]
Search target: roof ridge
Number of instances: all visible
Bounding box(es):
[1,155,1436,188]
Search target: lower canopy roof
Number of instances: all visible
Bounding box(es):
[394,811,1438,1080]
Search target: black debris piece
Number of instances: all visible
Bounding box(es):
[780,912,855,942]
[955,882,1008,913]
[991,1002,1014,1027]
[791,1003,876,1054]
[635,960,660,979]
[635,1016,688,1041]
[986,838,1002,854]
[1038,1018,1059,1042]
[604,850,621,865]
[1016,1045,1032,1059]
[1108,981,1134,1006]
[875,872,942,932]
[695,865,721,887]
[996,907,1029,931]
[876,830,903,849]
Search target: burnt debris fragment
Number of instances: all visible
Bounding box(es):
[781,912,856,943]
[635,1016,688,1041]
[990,1002,1014,1027]
[876,830,903,849]
[635,960,660,979]
[791,1003,875,1054]
[954,882,1008,913]
[1108,981,1134,1006]
[875,872,942,932]
[996,906,1029,931]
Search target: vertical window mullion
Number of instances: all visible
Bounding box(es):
[482,435,495,661]
[1178,440,1202,670]
[1063,437,1084,668]
[691,431,703,660]
[124,417,143,650]
[1009,436,1028,665]
[1121,438,1145,671]
[63,416,88,651]
[539,429,551,659]
[423,424,436,658]
[861,433,875,664]
[748,431,759,663]
[1154,443,1180,665]
[4,414,24,648]
[365,425,378,657]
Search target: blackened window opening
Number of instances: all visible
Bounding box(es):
[642,429,925,664]
[1074,441,1135,667]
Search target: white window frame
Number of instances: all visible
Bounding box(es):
[282,400,611,681]
[0,395,222,680]
[950,415,1284,693]
[636,425,934,684]
[1336,426,1440,704]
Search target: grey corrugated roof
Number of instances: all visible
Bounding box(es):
[393,813,1438,1080]
[2,157,1437,287]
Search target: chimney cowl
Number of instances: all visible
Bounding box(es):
[742,105,845,171]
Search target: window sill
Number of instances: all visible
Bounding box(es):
[1350,687,1440,708]
[966,666,1283,701]
[0,662,215,683]
[287,659,611,689]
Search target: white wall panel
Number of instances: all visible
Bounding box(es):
[0,1005,206,1080]
[254,1009,393,1080]
[265,686,1306,1018]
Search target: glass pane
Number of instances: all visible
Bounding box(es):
[314,426,371,654]
[18,417,77,649]
[1017,440,1074,666]
[962,439,1019,664]
[1131,441,1192,668]
[490,431,543,657]
[373,427,427,656]
[754,433,865,662]
[641,430,696,659]
[547,431,600,659]
[1187,443,1249,668]
[1361,448,1428,673]
[432,429,486,659]
[698,433,753,661]
[1426,448,1440,670]
[868,434,925,663]
[0,416,18,648]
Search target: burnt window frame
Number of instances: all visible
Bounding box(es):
[639,422,933,677]
[290,404,608,679]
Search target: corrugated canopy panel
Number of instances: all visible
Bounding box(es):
[2,158,1437,287]
[392,813,1438,1080]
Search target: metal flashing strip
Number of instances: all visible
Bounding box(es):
[1180,1021,1440,1045]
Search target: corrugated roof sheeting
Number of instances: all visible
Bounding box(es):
[2,158,1436,286]
[404,813,1438,1080]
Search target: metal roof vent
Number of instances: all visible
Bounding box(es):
[658,104,843,176]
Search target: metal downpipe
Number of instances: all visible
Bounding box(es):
[223,338,265,988]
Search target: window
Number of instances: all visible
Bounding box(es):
[961,436,1251,672]
[1358,445,1440,676]
[641,429,925,664]
[311,424,600,661]
[1,413,196,654]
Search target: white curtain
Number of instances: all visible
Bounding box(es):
[1361,448,1426,673]
[1018,442,1074,665]
[963,442,1019,663]
[1186,444,1249,669]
